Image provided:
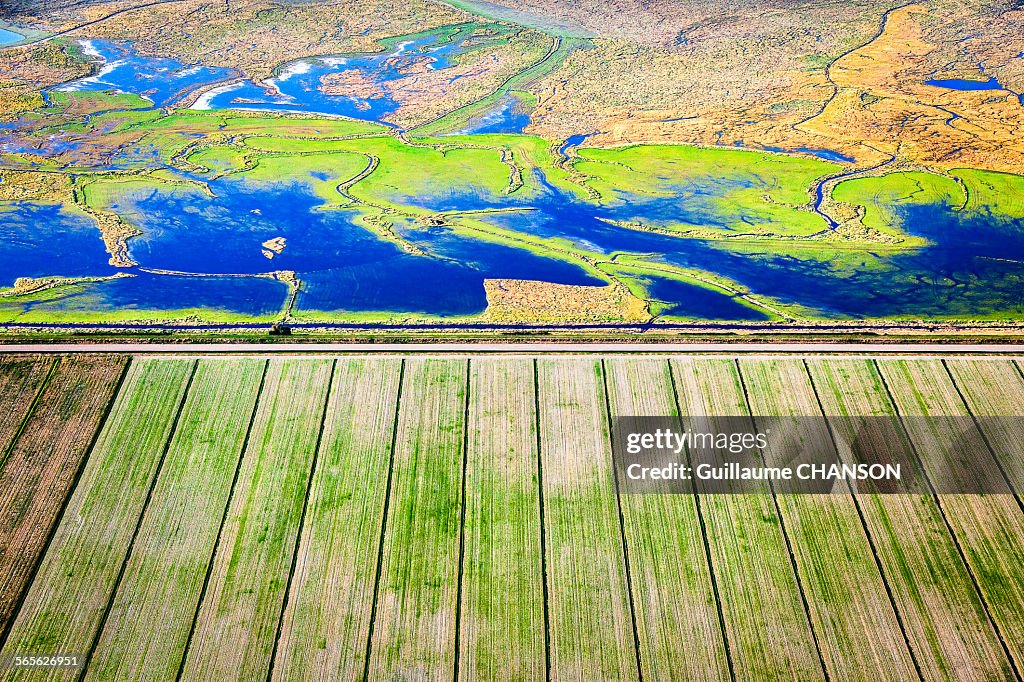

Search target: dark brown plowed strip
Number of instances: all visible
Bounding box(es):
[0,355,128,633]
[0,356,56,463]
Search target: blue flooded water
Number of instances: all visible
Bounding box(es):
[55,41,234,109]
[18,272,285,318]
[925,77,1003,91]
[373,168,1024,320]
[93,177,600,316]
[6,166,1024,320]
[38,26,537,131]
[754,144,853,164]
[643,276,770,321]
[0,27,24,45]
[558,133,595,159]
[6,30,1024,322]
[792,147,853,163]
[453,93,532,134]
[195,24,508,125]
[704,203,1024,319]
[0,203,113,281]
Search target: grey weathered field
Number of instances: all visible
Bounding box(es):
[0,354,1022,681]
[0,356,126,635]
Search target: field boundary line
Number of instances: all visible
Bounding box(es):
[874,360,1023,682]
[453,359,471,681]
[600,359,644,682]
[3,343,1024,356]
[734,360,832,682]
[532,359,552,681]
[79,359,199,681]
[266,359,339,682]
[1013,360,1024,392]
[0,357,58,473]
[666,360,736,682]
[0,356,131,652]
[362,359,406,681]
[175,359,270,682]
[802,361,925,682]
[940,359,1024,517]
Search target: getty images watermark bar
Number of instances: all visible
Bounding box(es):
[612,416,1021,495]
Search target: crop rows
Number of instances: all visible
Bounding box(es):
[87,358,267,681]
[181,358,335,681]
[3,358,195,682]
[671,358,823,680]
[272,358,402,681]
[603,358,729,682]
[0,357,54,460]
[878,360,1024,674]
[807,360,1013,679]
[0,355,1022,680]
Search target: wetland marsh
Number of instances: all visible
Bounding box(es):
[2,17,1024,329]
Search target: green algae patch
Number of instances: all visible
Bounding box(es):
[46,90,154,115]
[322,135,513,206]
[577,144,837,237]
[0,297,282,325]
[186,145,252,175]
[410,132,588,199]
[952,168,1024,219]
[832,171,961,238]
[241,151,371,206]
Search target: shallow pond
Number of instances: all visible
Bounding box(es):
[925,77,1003,91]
[6,163,1024,320]
[55,41,235,109]
[0,27,23,45]
[387,169,1024,319]
[453,93,532,135]
[0,202,113,280]
[89,177,602,316]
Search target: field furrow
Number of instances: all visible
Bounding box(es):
[459,358,545,681]
[180,358,334,681]
[944,359,1024,493]
[0,356,54,460]
[877,359,1024,673]
[603,357,730,682]
[536,357,639,681]
[0,358,195,681]
[367,358,468,679]
[0,356,127,636]
[738,359,918,681]
[806,359,1014,681]
[271,358,402,682]
[670,358,825,681]
[85,358,266,682]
